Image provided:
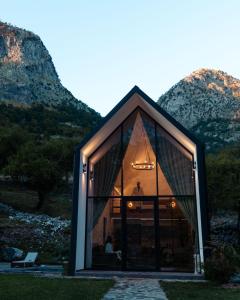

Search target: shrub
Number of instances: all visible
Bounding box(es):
[204,245,240,283]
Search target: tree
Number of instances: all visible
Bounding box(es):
[40,139,76,185]
[5,142,62,210]
[206,144,240,212]
[0,126,30,170]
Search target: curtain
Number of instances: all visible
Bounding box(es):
[155,127,199,251]
[92,143,122,227]
[178,196,199,251]
[140,115,199,251]
[86,136,122,266]
[155,128,194,195]
[91,111,137,228]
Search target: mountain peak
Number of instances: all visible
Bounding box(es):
[158,69,240,151]
[0,21,97,115]
[0,21,39,64]
[0,21,59,82]
[182,68,240,98]
[185,68,227,79]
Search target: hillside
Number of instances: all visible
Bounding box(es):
[158,69,240,151]
[0,21,101,138]
[0,21,87,108]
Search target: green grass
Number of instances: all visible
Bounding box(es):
[161,282,240,300]
[0,275,114,300]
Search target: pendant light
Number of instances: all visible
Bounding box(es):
[131,114,155,170]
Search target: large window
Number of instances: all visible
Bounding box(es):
[86,197,122,269]
[156,125,194,196]
[123,110,157,196]
[88,127,122,197]
[86,108,199,271]
[88,108,195,199]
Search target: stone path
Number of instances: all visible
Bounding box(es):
[102,278,168,300]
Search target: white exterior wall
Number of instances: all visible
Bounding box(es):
[194,151,205,270]
[75,152,87,270]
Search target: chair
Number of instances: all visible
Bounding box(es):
[11,252,38,268]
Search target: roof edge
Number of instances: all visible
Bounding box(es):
[75,86,204,151]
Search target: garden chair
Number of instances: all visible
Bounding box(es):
[11,252,38,268]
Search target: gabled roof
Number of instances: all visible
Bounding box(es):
[76,86,203,151]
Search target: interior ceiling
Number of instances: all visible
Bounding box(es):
[112,111,173,196]
[81,93,196,158]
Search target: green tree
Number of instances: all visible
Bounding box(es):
[5,143,62,210]
[0,126,30,170]
[206,144,240,212]
[40,139,76,184]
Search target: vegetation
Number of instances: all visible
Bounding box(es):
[0,127,28,169]
[6,145,61,210]
[0,101,102,262]
[161,281,240,300]
[0,275,114,300]
[204,245,240,283]
[206,143,240,212]
[0,99,240,268]
[0,185,71,218]
[1,100,240,215]
[0,102,101,138]
[5,140,76,210]
[0,102,101,211]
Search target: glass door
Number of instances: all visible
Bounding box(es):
[123,197,157,270]
[158,197,194,272]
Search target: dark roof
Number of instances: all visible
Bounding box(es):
[76,86,203,150]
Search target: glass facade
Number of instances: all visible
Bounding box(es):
[126,199,155,270]
[123,110,157,196]
[86,108,199,272]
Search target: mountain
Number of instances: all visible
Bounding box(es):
[0,21,101,138]
[158,68,240,151]
[0,21,100,111]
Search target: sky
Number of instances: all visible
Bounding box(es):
[1,0,240,116]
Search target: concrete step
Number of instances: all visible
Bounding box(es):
[75,270,204,280]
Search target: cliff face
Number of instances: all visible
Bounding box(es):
[158,69,240,151]
[0,21,92,112]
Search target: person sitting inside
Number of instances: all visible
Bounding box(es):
[105,236,121,261]
[105,236,114,254]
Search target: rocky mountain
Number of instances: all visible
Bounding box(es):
[158,69,240,151]
[0,21,101,138]
[0,21,97,113]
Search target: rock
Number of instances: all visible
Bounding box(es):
[230,273,240,284]
[0,202,71,261]
[0,21,97,114]
[210,212,239,247]
[0,202,70,232]
[0,247,23,262]
[158,68,240,151]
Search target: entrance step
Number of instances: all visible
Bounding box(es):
[75,270,204,280]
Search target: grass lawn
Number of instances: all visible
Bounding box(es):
[0,275,114,300]
[161,281,240,300]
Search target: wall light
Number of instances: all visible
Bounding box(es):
[82,163,87,173]
[128,201,134,209]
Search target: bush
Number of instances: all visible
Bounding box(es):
[204,245,240,283]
